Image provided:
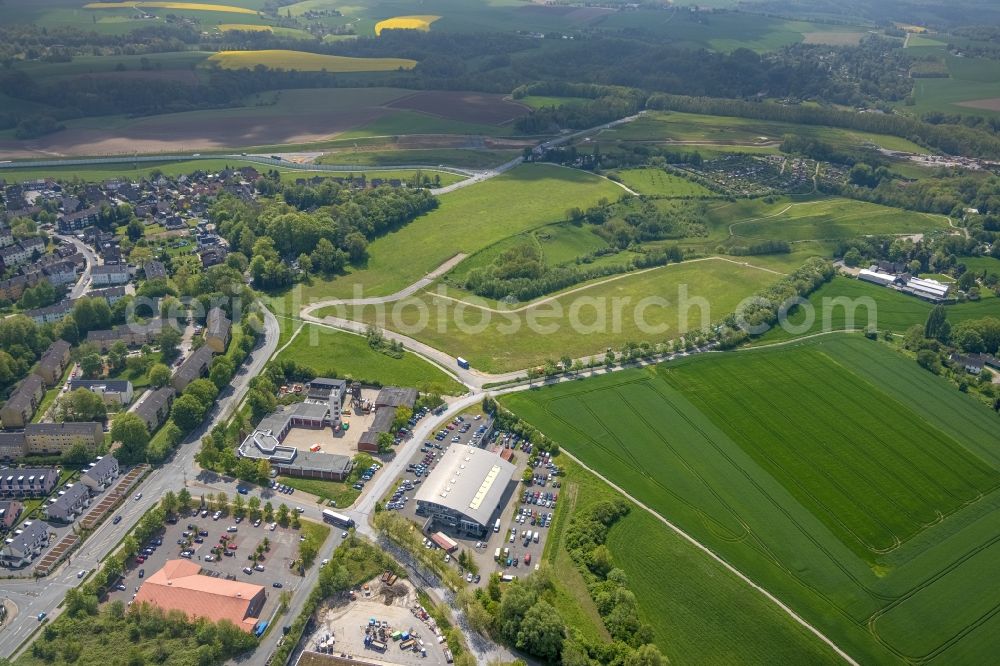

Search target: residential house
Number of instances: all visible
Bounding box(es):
[58,206,100,232]
[89,285,127,305]
[81,455,119,492]
[197,245,226,267]
[24,422,104,456]
[34,339,71,386]
[204,307,231,353]
[133,387,175,432]
[951,353,985,375]
[171,345,214,391]
[0,467,58,498]
[42,259,79,286]
[0,520,49,568]
[87,319,167,351]
[0,499,23,532]
[1,374,45,429]
[68,379,134,405]
[45,483,90,522]
[91,264,130,286]
[0,432,27,460]
[25,300,74,325]
[0,226,13,248]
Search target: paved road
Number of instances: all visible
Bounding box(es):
[0,305,279,660]
[56,233,98,299]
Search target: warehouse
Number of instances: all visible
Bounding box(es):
[415,445,516,537]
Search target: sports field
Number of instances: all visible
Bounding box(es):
[275,322,464,395]
[503,335,1000,663]
[205,50,416,72]
[328,257,777,372]
[614,168,716,197]
[293,164,624,300]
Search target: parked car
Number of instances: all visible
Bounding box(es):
[138,569,145,578]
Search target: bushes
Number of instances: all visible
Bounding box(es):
[726,257,835,336]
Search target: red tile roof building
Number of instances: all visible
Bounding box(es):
[133,560,265,631]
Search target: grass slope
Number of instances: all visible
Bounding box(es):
[614,168,716,197]
[275,322,464,395]
[333,257,777,373]
[503,335,1000,664]
[287,164,623,300]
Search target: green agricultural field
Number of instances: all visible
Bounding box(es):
[907,55,1000,118]
[328,257,777,372]
[752,275,1000,344]
[960,255,1000,275]
[287,164,624,301]
[275,322,464,395]
[614,168,717,197]
[726,198,948,243]
[12,51,212,80]
[606,111,928,154]
[503,334,1000,664]
[544,455,840,664]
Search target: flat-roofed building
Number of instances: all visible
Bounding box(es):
[69,379,134,405]
[415,445,516,537]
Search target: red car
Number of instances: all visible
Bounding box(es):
[227,543,238,550]
[135,555,145,563]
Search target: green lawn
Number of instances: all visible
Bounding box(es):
[502,335,1000,664]
[279,476,360,508]
[614,168,717,197]
[281,164,624,302]
[329,257,778,373]
[752,275,1000,345]
[275,321,464,395]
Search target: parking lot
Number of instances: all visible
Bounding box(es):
[378,409,563,587]
[105,505,307,621]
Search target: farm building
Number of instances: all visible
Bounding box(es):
[901,276,951,302]
[858,269,896,287]
[415,444,516,537]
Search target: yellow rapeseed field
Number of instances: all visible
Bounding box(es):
[374,15,440,36]
[84,2,258,14]
[218,23,272,32]
[205,50,416,72]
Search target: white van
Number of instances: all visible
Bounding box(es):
[533,531,539,543]
[493,518,501,533]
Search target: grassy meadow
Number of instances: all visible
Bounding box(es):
[908,55,1000,118]
[284,164,624,301]
[274,321,464,395]
[503,335,1000,664]
[613,168,717,197]
[326,257,777,373]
